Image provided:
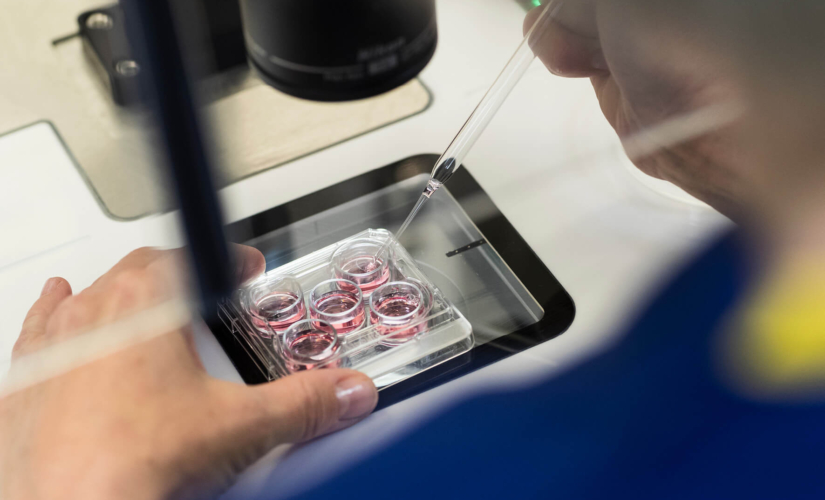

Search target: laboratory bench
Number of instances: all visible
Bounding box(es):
[0,0,731,497]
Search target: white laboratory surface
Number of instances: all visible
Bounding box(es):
[0,0,732,498]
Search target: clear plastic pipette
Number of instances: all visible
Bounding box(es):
[376,0,560,260]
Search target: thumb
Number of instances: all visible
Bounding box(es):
[219,369,378,451]
[13,278,73,359]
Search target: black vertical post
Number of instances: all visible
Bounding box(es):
[119,0,232,319]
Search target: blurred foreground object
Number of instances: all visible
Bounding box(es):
[119,0,233,315]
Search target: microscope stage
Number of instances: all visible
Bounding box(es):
[208,155,575,409]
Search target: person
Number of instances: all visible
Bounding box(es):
[3,0,825,498]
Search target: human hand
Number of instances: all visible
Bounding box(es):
[525,0,752,219]
[0,246,378,500]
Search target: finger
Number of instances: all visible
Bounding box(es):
[106,246,168,273]
[90,247,168,290]
[230,244,266,286]
[96,266,174,322]
[13,278,73,359]
[214,369,378,458]
[92,264,199,362]
[93,244,263,293]
[130,244,264,286]
[247,369,377,443]
[525,6,607,78]
[139,243,264,300]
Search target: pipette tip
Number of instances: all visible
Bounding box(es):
[423,179,442,198]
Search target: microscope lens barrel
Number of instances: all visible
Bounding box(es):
[239,0,437,102]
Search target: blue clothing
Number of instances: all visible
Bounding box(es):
[290,233,825,499]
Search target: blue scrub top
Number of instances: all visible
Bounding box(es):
[281,233,825,500]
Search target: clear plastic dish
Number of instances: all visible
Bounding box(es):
[218,229,474,389]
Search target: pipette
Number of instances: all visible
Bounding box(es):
[375,0,560,259]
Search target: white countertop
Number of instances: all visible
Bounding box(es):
[0,0,731,497]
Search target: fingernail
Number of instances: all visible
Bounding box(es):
[41,278,59,296]
[336,377,377,421]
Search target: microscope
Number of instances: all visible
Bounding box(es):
[79,0,437,105]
